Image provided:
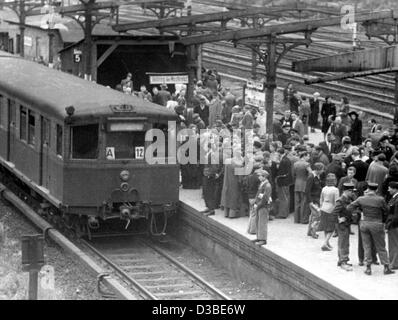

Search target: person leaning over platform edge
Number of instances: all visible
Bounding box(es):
[347,182,395,275]
[333,182,357,271]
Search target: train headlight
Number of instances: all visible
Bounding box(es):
[120,182,129,192]
[120,170,130,181]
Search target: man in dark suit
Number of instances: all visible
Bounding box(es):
[293,151,311,223]
[279,110,293,128]
[277,124,291,146]
[326,154,346,183]
[333,182,357,271]
[305,162,325,238]
[275,148,292,219]
[368,119,377,134]
[330,116,347,150]
[157,83,172,106]
[291,112,305,137]
[290,90,301,113]
[319,133,341,162]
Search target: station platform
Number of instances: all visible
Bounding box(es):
[178,130,398,300]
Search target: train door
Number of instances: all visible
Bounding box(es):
[7,99,15,162]
[39,116,50,188]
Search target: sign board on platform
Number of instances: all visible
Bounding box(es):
[73,49,82,63]
[244,79,265,108]
[148,73,189,84]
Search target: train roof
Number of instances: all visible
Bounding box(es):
[0,52,178,121]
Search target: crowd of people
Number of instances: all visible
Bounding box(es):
[119,70,398,276]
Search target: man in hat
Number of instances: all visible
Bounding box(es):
[378,135,395,162]
[319,133,340,161]
[290,90,301,114]
[347,182,394,275]
[202,142,223,216]
[278,124,291,146]
[386,181,398,269]
[280,110,293,128]
[194,95,210,127]
[156,83,172,107]
[337,166,358,195]
[309,92,321,133]
[306,162,325,238]
[121,72,133,91]
[326,154,345,183]
[366,153,388,195]
[275,147,293,218]
[241,105,254,130]
[293,151,312,223]
[208,93,223,128]
[252,169,272,246]
[291,112,304,137]
[314,145,330,167]
[333,182,357,271]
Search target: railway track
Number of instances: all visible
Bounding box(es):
[81,237,231,300]
[0,179,231,300]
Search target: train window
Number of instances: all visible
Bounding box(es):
[0,95,2,126]
[106,131,146,160]
[8,99,16,124]
[42,117,50,147]
[71,124,99,159]
[28,110,35,145]
[20,106,27,141]
[56,124,63,157]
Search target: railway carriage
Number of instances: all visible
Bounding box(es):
[0,51,179,237]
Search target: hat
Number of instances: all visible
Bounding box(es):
[332,153,343,161]
[348,111,359,117]
[254,154,264,162]
[232,105,240,113]
[283,145,292,151]
[342,136,351,144]
[174,105,185,114]
[313,92,320,97]
[379,135,390,142]
[342,182,355,190]
[389,181,398,189]
[367,182,378,190]
[160,83,168,89]
[282,124,291,128]
[255,169,269,177]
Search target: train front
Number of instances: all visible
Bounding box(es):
[63,103,180,236]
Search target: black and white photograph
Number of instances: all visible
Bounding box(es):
[0,0,397,305]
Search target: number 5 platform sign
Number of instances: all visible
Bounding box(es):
[73,49,82,63]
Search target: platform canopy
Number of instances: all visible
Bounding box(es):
[293,44,398,73]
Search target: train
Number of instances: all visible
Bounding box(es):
[0,51,180,237]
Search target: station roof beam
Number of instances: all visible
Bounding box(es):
[180,10,398,46]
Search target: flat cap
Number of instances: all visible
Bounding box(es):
[255,169,269,177]
[367,182,378,189]
[342,182,355,190]
[389,181,398,189]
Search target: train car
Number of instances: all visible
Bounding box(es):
[0,51,179,237]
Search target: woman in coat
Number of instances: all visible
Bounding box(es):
[319,173,339,251]
[221,148,244,218]
[321,96,336,139]
[348,111,363,146]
